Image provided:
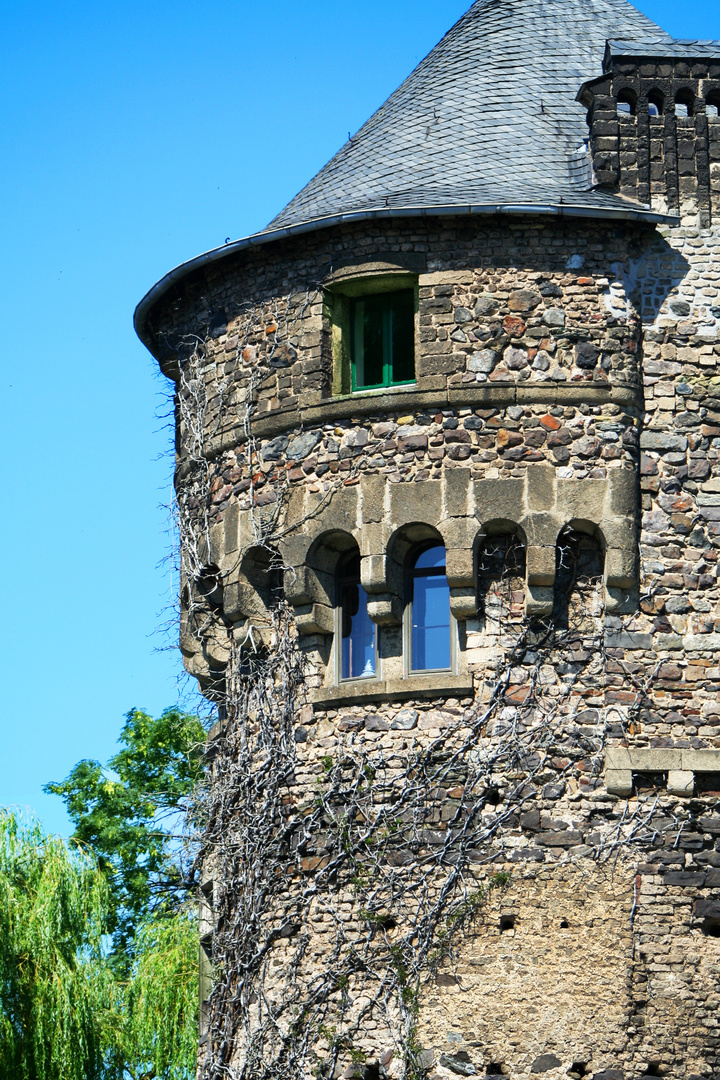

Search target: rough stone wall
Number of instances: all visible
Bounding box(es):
[147,212,720,1080]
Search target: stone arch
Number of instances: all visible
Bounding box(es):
[616,89,637,116]
[675,88,695,117]
[215,544,285,651]
[705,91,720,118]
[288,529,358,636]
[386,521,445,619]
[647,90,664,117]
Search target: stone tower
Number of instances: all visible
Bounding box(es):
[135,1,720,1078]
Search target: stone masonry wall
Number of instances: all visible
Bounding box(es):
[147,212,720,1080]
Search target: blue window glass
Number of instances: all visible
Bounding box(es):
[339,555,376,680]
[410,544,451,672]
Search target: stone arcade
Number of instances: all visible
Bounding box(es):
[135,1,720,1077]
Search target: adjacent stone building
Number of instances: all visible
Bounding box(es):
[135,1,720,1078]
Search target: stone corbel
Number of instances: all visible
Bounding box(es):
[525,545,556,617]
[361,552,402,626]
[446,548,477,621]
[440,517,477,622]
[292,603,334,636]
[285,564,335,636]
[604,544,638,614]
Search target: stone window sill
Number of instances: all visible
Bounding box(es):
[309,673,474,707]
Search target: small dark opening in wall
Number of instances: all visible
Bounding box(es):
[643,1063,662,1076]
[560,918,569,929]
[675,91,694,117]
[363,1065,380,1080]
[208,308,228,337]
[707,93,720,118]
[696,772,720,796]
[569,1065,588,1078]
[499,915,516,932]
[486,1064,504,1076]
[702,920,720,938]
[484,787,501,806]
[633,771,667,794]
[197,564,224,609]
[648,92,664,117]
[617,91,636,116]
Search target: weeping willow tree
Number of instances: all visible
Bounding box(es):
[0,810,199,1080]
[0,811,111,1080]
[109,908,200,1080]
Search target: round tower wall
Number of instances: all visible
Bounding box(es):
[149,213,720,1080]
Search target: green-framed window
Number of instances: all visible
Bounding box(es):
[351,289,415,391]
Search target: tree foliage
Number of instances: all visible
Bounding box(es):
[45,706,205,963]
[0,811,111,1080]
[112,908,200,1080]
[0,705,207,1080]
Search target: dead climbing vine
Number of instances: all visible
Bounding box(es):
[164,323,681,1080]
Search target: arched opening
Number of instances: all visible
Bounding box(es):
[477,528,526,633]
[706,92,720,119]
[553,525,604,633]
[675,90,694,117]
[336,549,376,681]
[616,91,636,117]
[647,91,664,117]
[408,543,451,673]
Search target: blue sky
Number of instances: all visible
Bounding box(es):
[1,0,718,838]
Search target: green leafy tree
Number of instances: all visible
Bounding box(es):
[45,707,206,965]
[0,811,111,1080]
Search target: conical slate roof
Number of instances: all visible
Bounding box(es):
[135,0,678,351]
[264,0,670,232]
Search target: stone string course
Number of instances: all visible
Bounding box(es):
[149,209,720,1079]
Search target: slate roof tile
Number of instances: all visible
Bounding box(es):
[262,0,672,233]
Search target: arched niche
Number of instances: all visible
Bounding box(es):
[616,90,637,117]
[476,523,527,634]
[706,92,720,119]
[647,91,664,117]
[675,89,695,118]
[290,530,358,636]
[553,523,605,633]
[219,544,284,650]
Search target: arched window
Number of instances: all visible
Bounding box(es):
[409,545,451,672]
[337,552,376,680]
[478,532,526,633]
[675,91,694,118]
[616,92,636,117]
[647,92,664,117]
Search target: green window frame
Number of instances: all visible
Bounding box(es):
[351,289,415,391]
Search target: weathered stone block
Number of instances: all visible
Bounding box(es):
[667,770,694,797]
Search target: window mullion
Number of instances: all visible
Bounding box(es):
[383,305,392,386]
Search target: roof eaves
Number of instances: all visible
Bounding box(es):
[606,37,720,61]
[135,199,678,363]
